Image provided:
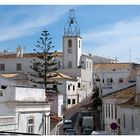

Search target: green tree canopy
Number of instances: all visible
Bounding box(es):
[29,29,60,95]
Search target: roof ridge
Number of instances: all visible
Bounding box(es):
[102,84,136,98]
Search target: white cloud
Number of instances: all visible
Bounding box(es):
[0,6,72,42]
[83,17,140,63]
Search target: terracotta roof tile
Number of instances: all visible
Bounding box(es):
[0,52,63,59]
[0,73,19,78]
[93,63,131,71]
[53,72,77,81]
[102,84,136,99]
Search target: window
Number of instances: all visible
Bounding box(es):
[87,62,88,68]
[68,39,72,47]
[103,103,105,118]
[0,64,5,71]
[106,103,107,118]
[115,105,117,119]
[73,85,75,91]
[33,85,37,88]
[72,99,76,104]
[0,92,3,96]
[16,63,22,71]
[108,103,110,118]
[111,104,113,119]
[79,40,81,48]
[68,85,70,90]
[102,79,104,83]
[96,78,100,82]
[119,78,123,83]
[123,114,126,128]
[107,78,113,84]
[131,115,134,130]
[68,61,72,68]
[27,117,34,134]
[58,61,61,68]
[1,85,7,89]
[68,48,72,54]
[67,99,71,104]
[78,83,81,88]
[53,85,57,91]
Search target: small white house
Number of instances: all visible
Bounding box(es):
[0,85,51,135]
[102,84,136,134]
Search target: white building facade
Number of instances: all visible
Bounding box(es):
[93,63,137,97]
[117,66,140,135]
[0,85,51,135]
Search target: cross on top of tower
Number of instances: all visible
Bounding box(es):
[64,9,80,36]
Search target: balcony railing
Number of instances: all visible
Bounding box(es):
[0,116,15,125]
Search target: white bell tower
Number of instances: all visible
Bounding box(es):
[63,9,82,69]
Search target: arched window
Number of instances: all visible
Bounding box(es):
[72,99,76,104]
[68,39,72,48]
[73,85,75,91]
[67,99,71,104]
[27,116,34,134]
[119,78,123,83]
[68,85,70,90]
[68,61,72,68]
[79,40,81,48]
[107,78,113,84]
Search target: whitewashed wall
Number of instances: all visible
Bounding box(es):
[0,86,51,135]
[93,70,132,96]
[118,106,140,135]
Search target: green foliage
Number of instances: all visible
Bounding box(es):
[92,86,99,99]
[29,29,60,94]
[91,86,102,109]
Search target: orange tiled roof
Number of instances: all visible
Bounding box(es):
[119,94,140,106]
[0,52,63,59]
[103,84,136,99]
[53,72,77,81]
[0,73,19,78]
[118,96,135,106]
[50,115,62,122]
[93,63,131,71]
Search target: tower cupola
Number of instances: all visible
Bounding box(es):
[64,9,80,36]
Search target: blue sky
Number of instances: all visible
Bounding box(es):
[0,5,140,63]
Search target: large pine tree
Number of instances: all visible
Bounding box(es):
[29,29,60,96]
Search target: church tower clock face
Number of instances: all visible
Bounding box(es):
[68,48,72,54]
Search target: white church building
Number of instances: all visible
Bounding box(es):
[0,9,93,117]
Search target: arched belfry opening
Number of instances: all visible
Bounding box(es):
[64,9,80,36]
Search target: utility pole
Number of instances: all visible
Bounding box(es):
[129,49,131,63]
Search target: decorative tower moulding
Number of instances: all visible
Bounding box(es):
[64,9,80,36]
